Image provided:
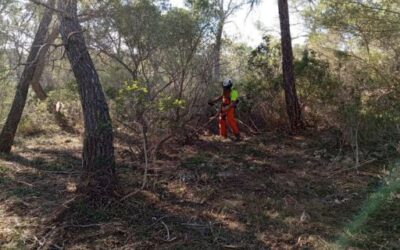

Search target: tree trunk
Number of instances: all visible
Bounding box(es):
[31,26,59,100]
[213,20,224,82]
[278,0,304,131]
[59,0,116,199]
[0,2,55,153]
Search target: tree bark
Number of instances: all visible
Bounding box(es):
[30,26,59,100]
[278,0,304,131]
[213,20,224,82]
[59,0,116,199]
[0,1,55,153]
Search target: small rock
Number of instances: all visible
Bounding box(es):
[300,142,308,149]
[371,151,383,159]
[287,181,295,187]
[342,157,354,166]
[332,156,342,162]
[300,210,310,223]
[179,172,195,182]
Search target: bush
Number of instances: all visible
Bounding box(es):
[17,116,45,137]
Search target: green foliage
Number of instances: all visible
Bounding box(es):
[0,84,13,126]
[298,0,400,150]
[337,162,400,248]
[116,80,150,117]
[115,80,186,128]
[295,49,339,102]
[236,36,339,127]
[241,36,282,103]
[17,115,45,137]
[157,96,186,112]
[248,36,281,81]
[111,0,162,52]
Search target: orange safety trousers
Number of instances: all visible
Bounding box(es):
[219,107,239,138]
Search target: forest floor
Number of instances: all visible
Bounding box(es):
[0,130,399,249]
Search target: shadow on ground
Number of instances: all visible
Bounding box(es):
[0,132,399,249]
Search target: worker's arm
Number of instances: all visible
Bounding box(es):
[208,96,222,106]
[221,102,237,112]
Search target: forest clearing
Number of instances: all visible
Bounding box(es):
[1,0,400,249]
[1,131,398,249]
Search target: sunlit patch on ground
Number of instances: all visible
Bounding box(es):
[0,131,399,249]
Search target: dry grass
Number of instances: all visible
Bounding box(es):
[0,130,399,249]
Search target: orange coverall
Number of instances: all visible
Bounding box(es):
[219,90,239,138]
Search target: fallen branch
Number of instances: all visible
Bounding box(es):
[47,195,82,223]
[42,170,80,175]
[149,134,174,160]
[119,189,140,201]
[115,118,140,134]
[237,118,260,135]
[190,112,219,135]
[249,117,260,132]
[15,179,34,187]
[141,124,149,189]
[161,221,170,241]
[329,158,377,178]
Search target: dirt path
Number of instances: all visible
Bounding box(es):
[0,132,399,249]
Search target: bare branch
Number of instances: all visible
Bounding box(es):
[29,0,69,17]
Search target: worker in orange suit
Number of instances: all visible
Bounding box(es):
[208,78,241,141]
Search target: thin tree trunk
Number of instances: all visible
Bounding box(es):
[0,1,55,153]
[278,0,304,131]
[213,20,224,82]
[59,0,116,199]
[30,26,59,100]
[141,122,149,189]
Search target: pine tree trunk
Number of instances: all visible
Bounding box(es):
[0,2,54,153]
[213,20,224,82]
[31,26,59,100]
[278,0,304,131]
[59,0,116,199]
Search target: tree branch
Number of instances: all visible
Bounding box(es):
[29,0,69,17]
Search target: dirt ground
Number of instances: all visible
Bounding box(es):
[0,131,399,249]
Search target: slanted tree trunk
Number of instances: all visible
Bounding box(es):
[59,0,116,199]
[278,0,304,131]
[0,2,55,153]
[31,26,59,100]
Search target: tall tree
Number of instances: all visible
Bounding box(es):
[213,0,244,82]
[278,0,304,131]
[30,26,59,100]
[0,1,55,153]
[188,0,245,82]
[59,0,116,198]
